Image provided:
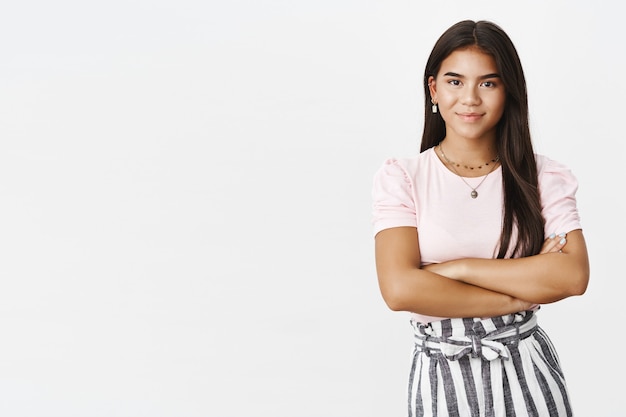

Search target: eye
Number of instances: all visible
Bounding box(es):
[481,81,497,88]
[447,79,461,86]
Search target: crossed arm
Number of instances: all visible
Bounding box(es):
[374,227,590,318]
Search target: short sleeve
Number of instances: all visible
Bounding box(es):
[371,158,417,237]
[538,157,582,237]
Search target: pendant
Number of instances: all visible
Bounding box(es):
[471,190,478,199]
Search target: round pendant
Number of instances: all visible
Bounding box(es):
[471,190,478,199]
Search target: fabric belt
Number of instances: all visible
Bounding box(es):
[411,312,538,361]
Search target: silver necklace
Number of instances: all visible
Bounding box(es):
[438,143,499,199]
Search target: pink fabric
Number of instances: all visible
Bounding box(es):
[371,147,582,323]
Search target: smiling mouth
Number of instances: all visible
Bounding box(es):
[457,113,483,121]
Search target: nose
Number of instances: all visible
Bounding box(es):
[461,86,481,107]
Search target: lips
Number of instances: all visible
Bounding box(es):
[457,112,483,122]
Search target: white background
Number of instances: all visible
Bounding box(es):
[0,1,623,416]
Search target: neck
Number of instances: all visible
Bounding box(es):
[439,138,498,164]
[438,140,499,176]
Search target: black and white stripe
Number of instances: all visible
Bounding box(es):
[407,311,572,417]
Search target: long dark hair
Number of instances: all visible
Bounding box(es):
[421,20,543,258]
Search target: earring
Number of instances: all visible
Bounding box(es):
[431,100,438,114]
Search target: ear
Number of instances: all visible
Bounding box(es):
[428,76,437,102]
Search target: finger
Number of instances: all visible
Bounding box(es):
[540,233,567,254]
[555,234,567,253]
[539,233,558,254]
[548,233,567,254]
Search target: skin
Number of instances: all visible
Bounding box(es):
[375,47,590,318]
[429,46,505,169]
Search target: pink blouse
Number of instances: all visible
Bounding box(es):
[371,147,582,324]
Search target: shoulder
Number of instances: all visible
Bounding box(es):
[534,154,582,232]
[374,148,434,181]
[535,153,579,187]
[536,153,576,175]
[371,152,431,235]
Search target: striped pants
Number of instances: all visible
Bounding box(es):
[408,311,572,417]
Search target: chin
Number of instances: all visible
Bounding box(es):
[449,126,497,141]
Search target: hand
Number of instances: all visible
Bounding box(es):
[540,232,567,254]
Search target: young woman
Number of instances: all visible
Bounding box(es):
[372,20,589,417]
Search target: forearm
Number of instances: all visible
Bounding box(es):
[437,230,589,304]
[457,255,586,304]
[379,268,529,318]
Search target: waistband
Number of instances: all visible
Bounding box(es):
[410,311,537,361]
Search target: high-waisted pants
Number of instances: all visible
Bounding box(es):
[408,311,572,417]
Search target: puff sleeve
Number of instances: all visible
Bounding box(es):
[371,158,417,237]
[538,156,582,237]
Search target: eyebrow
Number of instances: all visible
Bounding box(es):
[443,72,501,79]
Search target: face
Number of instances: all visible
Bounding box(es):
[429,47,506,142]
